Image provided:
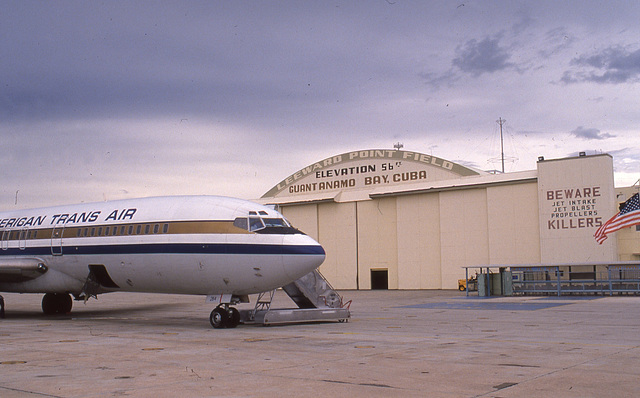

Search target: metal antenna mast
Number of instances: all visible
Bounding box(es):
[497,117,506,173]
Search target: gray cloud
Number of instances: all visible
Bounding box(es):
[418,70,459,89]
[0,2,359,124]
[570,126,614,140]
[561,46,640,84]
[538,27,575,58]
[452,37,514,76]
[2,1,640,208]
[606,147,640,181]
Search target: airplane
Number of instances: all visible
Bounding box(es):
[0,195,326,328]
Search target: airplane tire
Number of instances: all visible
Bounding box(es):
[227,308,240,328]
[42,294,57,315]
[59,294,72,314]
[210,307,228,329]
[42,293,72,315]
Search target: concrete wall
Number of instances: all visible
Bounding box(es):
[282,181,542,290]
[537,155,616,263]
[487,183,541,265]
[276,154,624,290]
[356,198,398,289]
[318,202,358,289]
[438,189,488,288]
[396,193,441,289]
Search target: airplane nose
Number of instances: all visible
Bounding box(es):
[282,235,326,280]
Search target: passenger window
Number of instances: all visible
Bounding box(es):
[163,224,169,233]
[105,227,110,236]
[128,225,134,235]
[145,225,150,234]
[153,224,159,234]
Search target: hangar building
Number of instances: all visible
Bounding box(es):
[260,149,638,290]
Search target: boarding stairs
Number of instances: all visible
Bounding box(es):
[240,269,351,325]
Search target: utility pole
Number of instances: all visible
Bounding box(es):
[497,117,506,173]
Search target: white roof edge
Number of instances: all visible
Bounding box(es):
[254,192,339,206]
[463,260,640,268]
[370,169,538,197]
[254,170,539,205]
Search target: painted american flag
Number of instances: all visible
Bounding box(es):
[594,192,640,244]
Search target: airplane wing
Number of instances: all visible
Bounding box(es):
[0,258,48,283]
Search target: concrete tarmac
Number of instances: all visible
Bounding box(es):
[1,290,639,397]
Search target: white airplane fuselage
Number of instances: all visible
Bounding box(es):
[0,196,325,300]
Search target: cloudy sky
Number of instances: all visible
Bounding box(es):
[2,1,640,210]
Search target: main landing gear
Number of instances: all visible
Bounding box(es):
[42,293,73,315]
[209,305,240,329]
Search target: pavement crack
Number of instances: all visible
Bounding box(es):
[0,385,64,398]
[497,363,540,368]
[322,379,396,389]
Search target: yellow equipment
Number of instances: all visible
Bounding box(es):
[458,276,478,291]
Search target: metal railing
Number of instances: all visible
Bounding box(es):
[512,266,640,296]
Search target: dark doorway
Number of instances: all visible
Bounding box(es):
[370,269,388,290]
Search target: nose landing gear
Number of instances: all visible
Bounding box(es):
[209,305,240,329]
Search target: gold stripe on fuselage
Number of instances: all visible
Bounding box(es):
[0,220,251,243]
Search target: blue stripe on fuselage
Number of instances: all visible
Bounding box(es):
[0,243,325,257]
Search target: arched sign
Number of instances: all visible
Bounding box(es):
[262,149,481,199]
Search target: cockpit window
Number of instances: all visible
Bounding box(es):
[263,218,290,228]
[249,217,265,232]
[233,217,248,231]
[233,215,300,234]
